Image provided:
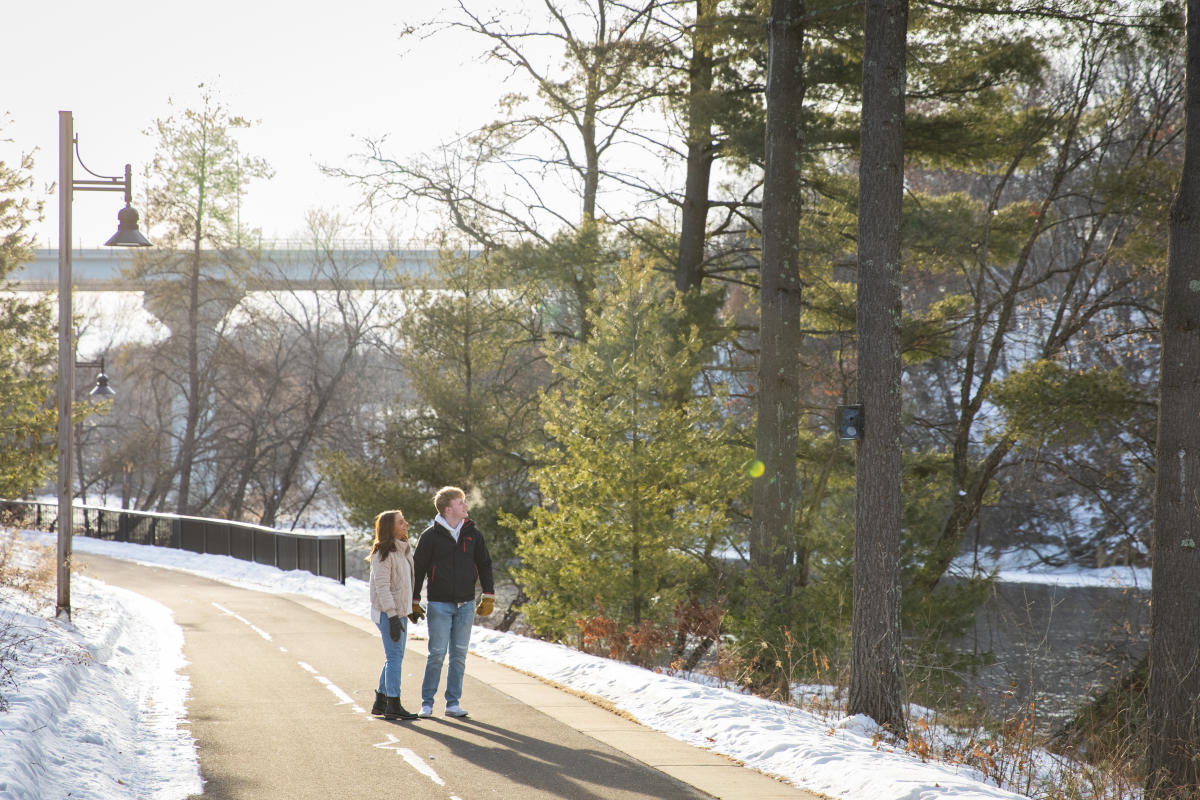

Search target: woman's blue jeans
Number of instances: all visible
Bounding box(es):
[421,601,475,706]
[375,611,408,698]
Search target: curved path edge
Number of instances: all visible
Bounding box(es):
[286,593,829,800]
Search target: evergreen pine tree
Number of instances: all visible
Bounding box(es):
[511,255,743,645]
[0,136,55,498]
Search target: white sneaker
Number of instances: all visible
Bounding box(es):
[418,704,433,718]
[445,703,469,718]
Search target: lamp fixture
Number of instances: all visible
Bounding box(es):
[79,357,116,399]
[105,202,151,247]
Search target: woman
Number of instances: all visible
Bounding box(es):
[367,509,418,720]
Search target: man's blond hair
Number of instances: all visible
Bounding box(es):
[434,485,466,515]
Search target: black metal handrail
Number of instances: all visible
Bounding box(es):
[0,500,346,584]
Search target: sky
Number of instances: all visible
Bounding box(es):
[1,528,1152,800]
[2,0,521,250]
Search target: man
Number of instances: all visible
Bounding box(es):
[409,486,495,718]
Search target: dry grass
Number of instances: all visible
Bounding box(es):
[0,527,56,598]
[824,674,1145,799]
[0,526,59,712]
[696,634,1147,799]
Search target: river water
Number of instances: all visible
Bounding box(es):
[957,580,1149,735]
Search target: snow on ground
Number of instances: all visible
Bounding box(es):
[949,549,1150,590]
[0,540,201,800]
[1,530,1145,800]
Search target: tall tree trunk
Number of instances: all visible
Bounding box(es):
[582,50,602,225]
[583,116,600,222]
[849,0,907,737]
[750,0,806,589]
[676,0,717,292]
[176,238,204,515]
[1146,2,1200,795]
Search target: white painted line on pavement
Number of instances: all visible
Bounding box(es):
[203,602,459,797]
[298,661,365,713]
[211,602,273,641]
[374,734,446,786]
[206,604,369,714]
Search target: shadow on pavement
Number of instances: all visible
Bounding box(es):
[400,715,711,800]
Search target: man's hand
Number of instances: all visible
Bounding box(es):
[388,614,403,642]
[408,602,426,624]
[477,593,495,616]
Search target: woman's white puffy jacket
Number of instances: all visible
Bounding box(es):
[369,539,415,619]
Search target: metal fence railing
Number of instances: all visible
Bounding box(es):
[1,500,345,584]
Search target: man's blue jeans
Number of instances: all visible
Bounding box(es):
[421,600,475,706]
[374,611,408,698]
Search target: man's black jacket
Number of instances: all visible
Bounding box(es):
[412,519,494,604]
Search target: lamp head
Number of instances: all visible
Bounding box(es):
[105,204,151,247]
[88,371,116,399]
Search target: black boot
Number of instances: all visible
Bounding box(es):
[384,696,418,721]
[371,691,386,716]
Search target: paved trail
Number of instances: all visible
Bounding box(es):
[81,554,824,800]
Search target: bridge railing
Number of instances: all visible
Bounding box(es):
[0,500,346,584]
[13,248,440,291]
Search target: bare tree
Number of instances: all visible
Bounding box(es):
[332,0,665,247]
[210,213,403,526]
[132,86,271,514]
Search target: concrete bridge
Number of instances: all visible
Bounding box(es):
[11,247,440,291]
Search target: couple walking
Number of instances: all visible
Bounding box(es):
[367,486,495,720]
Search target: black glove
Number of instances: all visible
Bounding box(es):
[408,602,426,624]
[388,614,403,642]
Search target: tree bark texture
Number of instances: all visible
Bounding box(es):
[849,0,907,736]
[751,0,807,581]
[1147,2,1200,795]
[676,0,717,292]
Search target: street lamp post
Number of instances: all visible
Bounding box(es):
[56,110,151,618]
